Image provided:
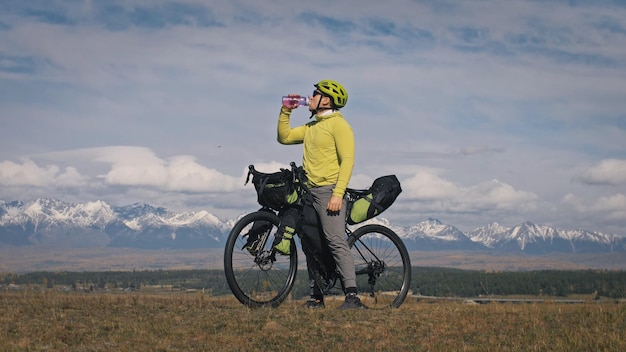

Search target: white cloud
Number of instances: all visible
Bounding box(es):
[403,170,459,200]
[402,170,537,213]
[93,147,168,187]
[464,180,537,211]
[0,159,78,187]
[587,193,626,223]
[56,166,88,187]
[580,159,626,186]
[562,193,585,212]
[57,146,244,193]
[1,146,246,195]
[563,192,626,223]
[159,155,241,192]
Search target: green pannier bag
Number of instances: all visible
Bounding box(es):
[347,175,402,225]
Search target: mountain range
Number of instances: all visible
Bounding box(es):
[1,199,625,254]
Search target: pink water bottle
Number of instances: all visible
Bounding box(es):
[282,96,309,107]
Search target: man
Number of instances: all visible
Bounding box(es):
[277,79,366,309]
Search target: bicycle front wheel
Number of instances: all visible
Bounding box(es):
[223,210,298,308]
[348,224,412,308]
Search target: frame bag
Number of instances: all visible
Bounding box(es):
[347,175,402,225]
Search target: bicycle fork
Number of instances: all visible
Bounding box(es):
[243,229,282,271]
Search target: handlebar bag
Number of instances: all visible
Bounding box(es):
[246,166,299,211]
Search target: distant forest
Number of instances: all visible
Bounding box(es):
[2,268,625,299]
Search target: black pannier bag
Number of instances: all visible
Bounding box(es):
[346,175,402,225]
[300,199,336,291]
[245,165,299,211]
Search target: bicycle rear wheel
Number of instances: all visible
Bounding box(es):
[223,210,298,308]
[348,224,411,308]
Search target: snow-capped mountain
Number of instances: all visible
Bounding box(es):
[0,199,230,249]
[3,199,116,231]
[1,199,624,253]
[399,218,487,251]
[467,222,509,248]
[468,221,624,254]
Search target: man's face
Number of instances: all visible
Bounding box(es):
[309,90,329,111]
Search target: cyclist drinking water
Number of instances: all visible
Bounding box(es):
[277,80,366,309]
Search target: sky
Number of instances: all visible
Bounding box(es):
[1,0,625,235]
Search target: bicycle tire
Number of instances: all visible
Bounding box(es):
[348,224,412,308]
[223,210,298,308]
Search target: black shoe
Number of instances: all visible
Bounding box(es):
[244,237,261,255]
[303,298,325,309]
[337,293,368,310]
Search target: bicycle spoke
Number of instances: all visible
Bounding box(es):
[349,224,411,309]
[224,211,297,308]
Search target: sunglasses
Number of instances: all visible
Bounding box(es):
[313,90,323,97]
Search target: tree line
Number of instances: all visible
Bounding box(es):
[2,268,625,298]
[410,267,626,298]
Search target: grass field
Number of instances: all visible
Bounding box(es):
[1,291,625,351]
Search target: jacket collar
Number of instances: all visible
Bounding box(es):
[315,109,340,121]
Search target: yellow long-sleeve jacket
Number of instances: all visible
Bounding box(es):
[277,107,355,198]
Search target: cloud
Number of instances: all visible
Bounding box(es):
[458,145,504,156]
[52,146,245,193]
[563,192,626,222]
[1,146,246,195]
[464,180,537,210]
[403,170,458,200]
[401,169,537,213]
[580,159,626,185]
[123,155,241,193]
[0,159,85,187]
[591,193,626,213]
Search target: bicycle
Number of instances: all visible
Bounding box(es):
[223,162,411,309]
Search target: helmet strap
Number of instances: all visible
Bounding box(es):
[309,95,334,119]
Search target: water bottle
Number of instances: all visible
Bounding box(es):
[282,96,309,106]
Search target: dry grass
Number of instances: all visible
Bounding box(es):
[1,291,625,351]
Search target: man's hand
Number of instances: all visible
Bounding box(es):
[327,194,343,213]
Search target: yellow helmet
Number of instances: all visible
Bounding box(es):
[314,80,348,108]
